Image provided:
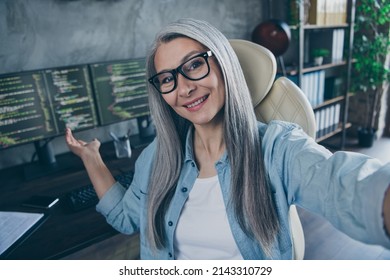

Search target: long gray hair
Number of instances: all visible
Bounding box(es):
[145,18,279,256]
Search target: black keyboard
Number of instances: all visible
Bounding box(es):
[65,171,134,212]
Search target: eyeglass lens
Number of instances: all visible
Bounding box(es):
[151,52,210,94]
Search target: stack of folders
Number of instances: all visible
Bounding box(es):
[300,70,325,108]
[315,103,341,139]
[308,0,348,26]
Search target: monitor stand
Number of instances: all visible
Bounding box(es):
[23,140,76,181]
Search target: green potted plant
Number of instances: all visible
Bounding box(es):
[311,48,330,66]
[351,0,390,147]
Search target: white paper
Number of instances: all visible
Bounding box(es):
[0,211,44,255]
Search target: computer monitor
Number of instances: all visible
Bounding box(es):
[0,65,98,179]
[0,70,58,149]
[43,65,98,132]
[89,57,150,126]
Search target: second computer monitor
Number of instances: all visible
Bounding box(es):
[43,65,98,132]
[90,57,150,126]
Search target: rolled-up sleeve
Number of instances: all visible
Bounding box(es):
[96,141,156,235]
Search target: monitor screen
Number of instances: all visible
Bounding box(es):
[0,71,57,149]
[89,57,150,126]
[0,65,98,150]
[43,65,98,132]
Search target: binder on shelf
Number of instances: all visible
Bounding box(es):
[325,106,332,134]
[314,102,342,139]
[340,0,348,24]
[330,106,336,132]
[309,0,348,26]
[320,108,326,137]
[301,70,325,107]
[332,29,339,62]
[331,29,345,63]
[318,71,325,105]
[325,0,335,25]
[309,0,326,25]
[315,110,321,138]
[333,0,348,25]
[335,103,341,129]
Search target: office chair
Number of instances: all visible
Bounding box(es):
[230,39,317,260]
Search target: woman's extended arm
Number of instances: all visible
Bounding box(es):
[65,128,115,198]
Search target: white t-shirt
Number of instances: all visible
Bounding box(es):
[174,175,243,260]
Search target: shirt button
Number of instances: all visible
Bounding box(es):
[181,187,188,192]
[168,221,173,226]
[168,252,173,258]
[191,162,195,167]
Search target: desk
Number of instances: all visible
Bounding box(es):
[0,140,147,259]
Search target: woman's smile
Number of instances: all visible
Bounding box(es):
[184,94,209,111]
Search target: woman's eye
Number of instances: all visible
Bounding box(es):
[186,58,204,72]
[190,60,202,70]
[160,75,174,84]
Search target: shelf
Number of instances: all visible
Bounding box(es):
[290,0,355,150]
[288,24,348,30]
[281,61,348,76]
[316,122,352,143]
[316,122,351,143]
[302,61,347,74]
[303,24,349,30]
[313,96,345,110]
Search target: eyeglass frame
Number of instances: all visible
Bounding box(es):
[148,50,213,94]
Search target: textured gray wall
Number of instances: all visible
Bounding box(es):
[0,0,264,169]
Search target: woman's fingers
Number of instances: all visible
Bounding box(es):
[65,128,77,145]
[77,139,87,146]
[65,128,101,161]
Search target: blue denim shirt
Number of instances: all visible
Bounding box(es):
[97,120,390,259]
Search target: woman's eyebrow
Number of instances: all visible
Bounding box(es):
[180,50,203,62]
[157,50,205,73]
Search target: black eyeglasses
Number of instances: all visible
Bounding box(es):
[148,51,213,94]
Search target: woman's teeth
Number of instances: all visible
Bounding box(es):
[187,96,207,108]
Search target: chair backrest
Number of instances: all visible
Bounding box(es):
[230,39,316,138]
[230,39,315,260]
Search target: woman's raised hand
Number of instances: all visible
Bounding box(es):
[65,128,101,160]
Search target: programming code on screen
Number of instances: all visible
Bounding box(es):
[0,72,57,148]
[90,58,150,126]
[43,66,98,132]
[0,65,98,149]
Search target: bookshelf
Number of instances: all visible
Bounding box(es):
[284,0,356,149]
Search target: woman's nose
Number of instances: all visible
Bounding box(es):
[176,73,195,97]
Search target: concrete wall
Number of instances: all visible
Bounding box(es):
[0,0,264,169]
